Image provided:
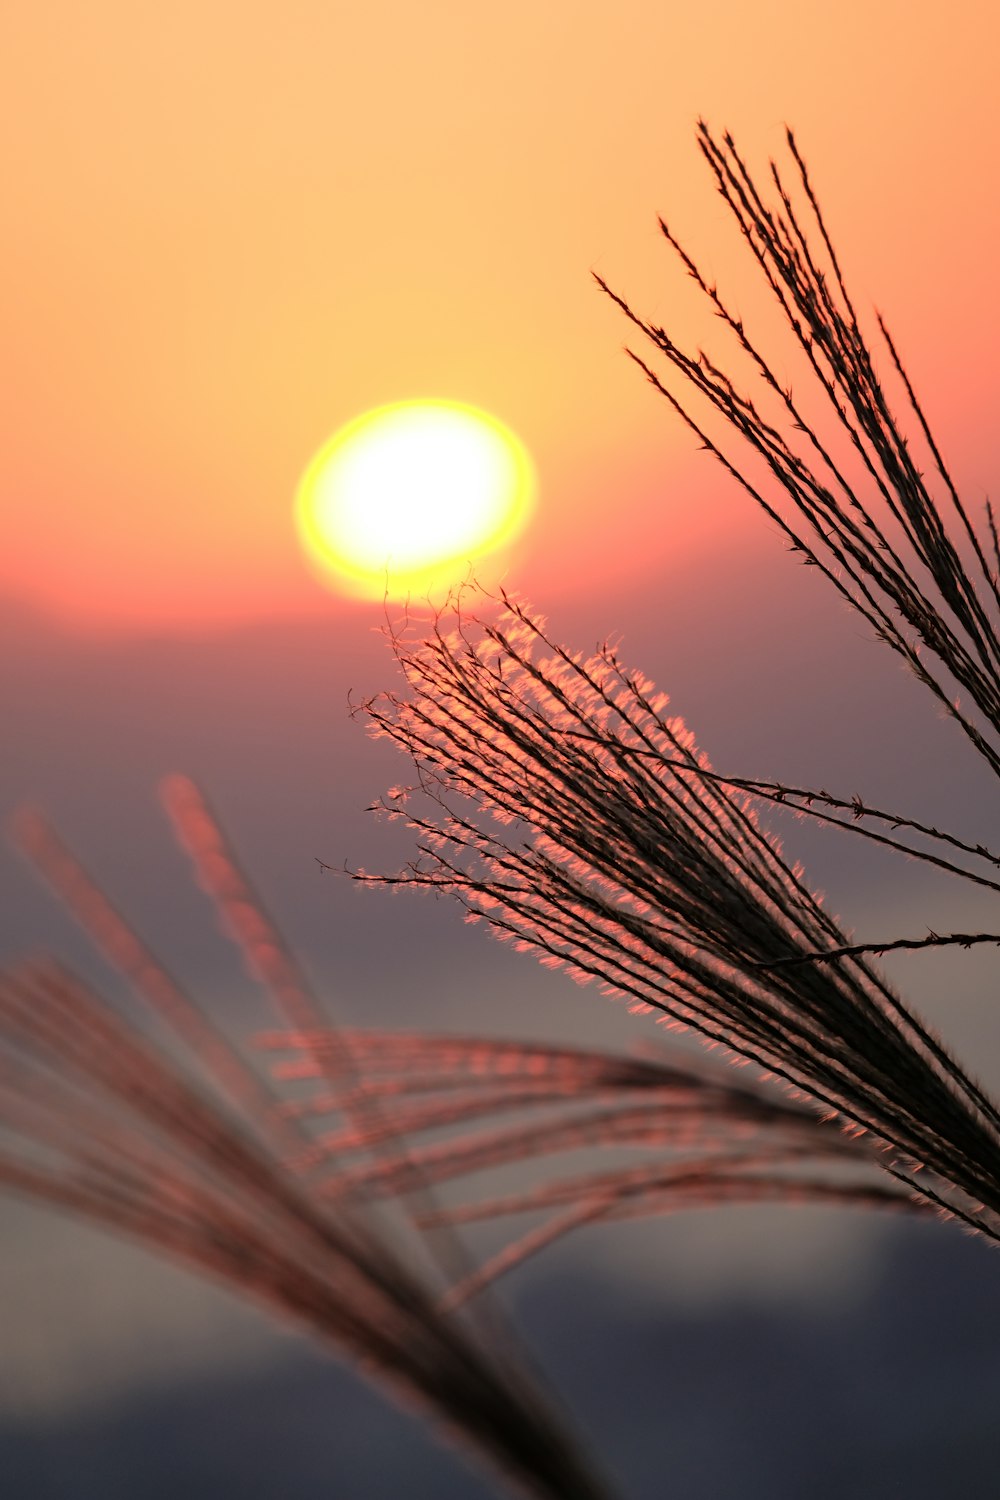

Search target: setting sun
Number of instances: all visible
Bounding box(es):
[295,400,535,600]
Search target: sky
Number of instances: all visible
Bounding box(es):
[3,2,1000,1496]
[3,0,999,627]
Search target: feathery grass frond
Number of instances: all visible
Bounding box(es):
[258,1025,930,1304]
[558,741,1000,892]
[2,807,615,1500]
[599,123,1000,777]
[356,590,1000,1247]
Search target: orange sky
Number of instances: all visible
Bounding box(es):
[2,1,998,628]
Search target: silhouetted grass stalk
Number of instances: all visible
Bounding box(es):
[1,804,614,1500]
[598,123,1000,777]
[356,593,1000,1246]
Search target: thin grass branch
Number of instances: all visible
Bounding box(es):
[600,123,1000,778]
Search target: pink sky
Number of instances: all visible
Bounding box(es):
[2,1,998,628]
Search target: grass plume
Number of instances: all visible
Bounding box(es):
[1,801,614,1500]
[355,592,1000,1246]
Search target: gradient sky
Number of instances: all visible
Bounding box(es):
[3,3,1000,1496]
[2,0,998,627]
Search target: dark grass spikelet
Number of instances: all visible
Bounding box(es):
[356,592,1000,1244]
[597,123,1000,779]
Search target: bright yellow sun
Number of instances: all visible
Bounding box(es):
[295,399,535,600]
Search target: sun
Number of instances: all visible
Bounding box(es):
[295,399,535,600]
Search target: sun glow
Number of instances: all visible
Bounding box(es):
[295,400,535,600]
